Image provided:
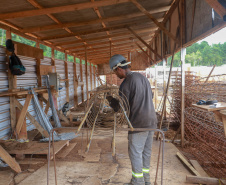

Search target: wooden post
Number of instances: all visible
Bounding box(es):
[51,48,55,66]
[155,66,158,109]
[73,56,78,108]
[90,62,93,91]
[64,54,69,102]
[6,30,17,133]
[36,42,43,108]
[181,47,186,147]
[80,58,84,102]
[93,65,96,89]
[85,46,89,99]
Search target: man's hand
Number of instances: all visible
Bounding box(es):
[106,95,120,112]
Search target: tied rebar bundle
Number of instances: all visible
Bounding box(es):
[181,74,226,178]
[85,85,130,130]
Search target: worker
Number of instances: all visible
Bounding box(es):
[108,54,157,185]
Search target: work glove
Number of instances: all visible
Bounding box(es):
[106,95,120,112]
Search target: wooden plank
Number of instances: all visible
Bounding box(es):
[14,41,43,59]
[6,140,69,158]
[22,6,169,33]
[186,175,226,185]
[176,152,201,176]
[40,65,56,75]
[16,94,32,136]
[17,108,28,140]
[14,99,49,138]
[190,160,209,177]
[0,0,130,20]
[0,145,21,173]
[192,102,226,112]
[131,0,179,44]
[0,171,14,185]
[56,143,77,158]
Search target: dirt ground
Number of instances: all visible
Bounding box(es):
[0,129,195,185]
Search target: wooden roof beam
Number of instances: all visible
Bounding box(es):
[205,0,226,18]
[127,27,162,60]
[0,0,130,20]
[21,6,170,33]
[131,0,179,44]
[75,43,136,54]
[26,0,87,47]
[56,28,156,46]
[134,42,154,63]
[77,47,133,56]
[65,35,152,51]
[40,19,161,41]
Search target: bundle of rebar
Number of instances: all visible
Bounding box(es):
[170,74,226,178]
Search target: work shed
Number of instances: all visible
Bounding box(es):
[0,0,225,184]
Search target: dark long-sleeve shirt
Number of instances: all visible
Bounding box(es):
[119,72,157,133]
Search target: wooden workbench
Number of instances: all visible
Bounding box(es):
[192,102,226,136]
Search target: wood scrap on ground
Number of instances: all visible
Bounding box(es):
[186,175,226,185]
[190,160,209,177]
[176,152,201,176]
[57,142,77,159]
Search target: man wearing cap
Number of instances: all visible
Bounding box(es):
[109,54,157,185]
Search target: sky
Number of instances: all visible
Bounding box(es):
[198,27,226,45]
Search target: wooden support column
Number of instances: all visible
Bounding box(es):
[181,47,186,147]
[90,63,93,91]
[93,65,96,88]
[154,66,158,109]
[85,46,89,99]
[6,30,17,133]
[64,54,69,102]
[36,42,43,108]
[51,48,55,66]
[73,56,78,107]
[80,58,84,102]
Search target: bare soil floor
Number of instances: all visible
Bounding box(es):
[3,130,194,185]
